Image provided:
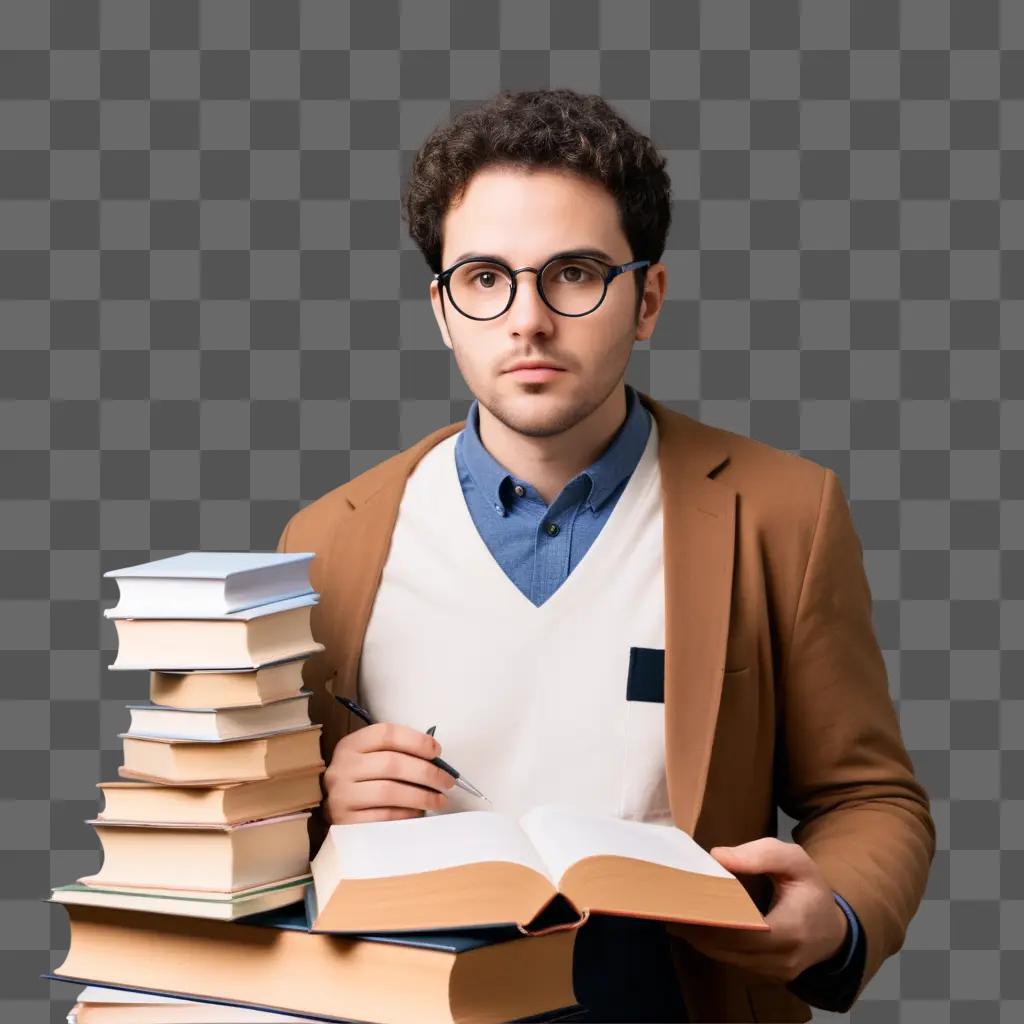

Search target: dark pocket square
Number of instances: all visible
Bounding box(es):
[626,646,665,703]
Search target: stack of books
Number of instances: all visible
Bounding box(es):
[47,551,587,1023]
[52,552,328,922]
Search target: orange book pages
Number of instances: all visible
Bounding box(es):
[53,904,579,1024]
[82,815,311,892]
[149,660,306,709]
[310,860,558,933]
[108,608,323,670]
[559,855,770,930]
[118,726,323,784]
[447,928,579,1024]
[97,769,323,825]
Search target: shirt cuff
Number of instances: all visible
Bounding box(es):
[806,891,860,976]
[785,890,867,1013]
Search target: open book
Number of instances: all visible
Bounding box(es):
[309,803,769,935]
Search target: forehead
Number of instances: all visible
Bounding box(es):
[441,165,625,263]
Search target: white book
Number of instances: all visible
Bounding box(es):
[68,983,312,1021]
[125,693,312,741]
[103,551,317,618]
[52,874,311,923]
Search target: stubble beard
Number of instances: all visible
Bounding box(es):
[472,370,626,440]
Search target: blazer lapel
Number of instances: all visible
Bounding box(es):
[316,420,464,706]
[320,392,736,839]
[641,395,736,838]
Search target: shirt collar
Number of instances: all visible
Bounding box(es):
[456,384,652,515]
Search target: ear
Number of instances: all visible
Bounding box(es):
[634,262,668,343]
[430,279,455,352]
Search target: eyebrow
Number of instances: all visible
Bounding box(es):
[450,247,618,265]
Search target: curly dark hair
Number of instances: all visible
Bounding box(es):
[400,88,673,318]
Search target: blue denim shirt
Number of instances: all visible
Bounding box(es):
[454,384,865,1004]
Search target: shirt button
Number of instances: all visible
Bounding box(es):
[544,522,559,537]
[513,484,525,497]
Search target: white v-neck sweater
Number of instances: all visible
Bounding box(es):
[358,416,670,823]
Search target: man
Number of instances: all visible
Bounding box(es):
[276,89,935,1022]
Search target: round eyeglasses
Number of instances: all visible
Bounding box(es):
[433,252,652,320]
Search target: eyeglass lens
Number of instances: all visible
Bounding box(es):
[447,257,608,318]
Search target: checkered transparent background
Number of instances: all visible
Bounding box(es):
[2,1,1023,1021]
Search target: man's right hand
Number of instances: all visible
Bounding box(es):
[322,722,457,825]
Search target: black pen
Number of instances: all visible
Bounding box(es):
[334,695,490,802]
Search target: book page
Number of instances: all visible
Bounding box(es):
[326,810,552,881]
[518,803,735,887]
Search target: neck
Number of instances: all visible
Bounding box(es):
[476,384,630,506]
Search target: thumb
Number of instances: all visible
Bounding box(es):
[709,843,753,869]
[709,838,798,877]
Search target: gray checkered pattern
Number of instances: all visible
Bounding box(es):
[1,1,1022,1021]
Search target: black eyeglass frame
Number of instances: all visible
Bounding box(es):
[433,253,652,320]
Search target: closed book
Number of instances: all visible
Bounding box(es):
[81,813,311,892]
[309,803,769,935]
[67,983,314,1023]
[52,874,311,922]
[107,595,323,671]
[48,901,581,1024]
[96,769,323,826]
[118,725,323,785]
[125,693,311,742]
[150,658,307,710]
[103,551,316,618]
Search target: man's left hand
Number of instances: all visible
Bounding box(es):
[668,837,849,984]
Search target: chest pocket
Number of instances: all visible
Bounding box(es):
[625,645,665,702]
[619,646,671,822]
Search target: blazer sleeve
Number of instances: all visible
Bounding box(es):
[776,467,936,1013]
[275,515,293,555]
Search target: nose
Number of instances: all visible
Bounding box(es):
[506,269,554,334]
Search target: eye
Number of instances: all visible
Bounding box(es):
[463,264,510,290]
[558,264,593,283]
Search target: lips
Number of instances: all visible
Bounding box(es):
[506,367,563,382]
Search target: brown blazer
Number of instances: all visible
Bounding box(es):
[276,390,935,1023]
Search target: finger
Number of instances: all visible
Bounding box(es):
[323,796,419,826]
[356,748,456,794]
[348,721,441,761]
[348,779,450,813]
[334,806,425,825]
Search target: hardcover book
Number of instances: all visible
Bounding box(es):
[309,803,768,935]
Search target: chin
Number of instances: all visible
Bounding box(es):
[489,393,592,439]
